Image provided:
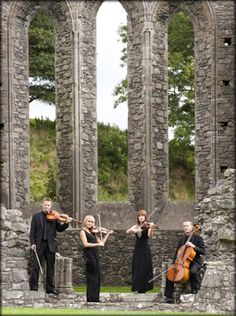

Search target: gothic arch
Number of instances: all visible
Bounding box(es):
[1,1,234,219]
[3,1,73,210]
[148,1,218,203]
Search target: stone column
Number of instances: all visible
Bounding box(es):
[55,255,73,293]
[142,25,154,212]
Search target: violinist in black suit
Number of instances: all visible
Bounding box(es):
[29,198,71,294]
[163,221,205,304]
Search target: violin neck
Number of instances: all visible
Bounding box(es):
[177,232,194,259]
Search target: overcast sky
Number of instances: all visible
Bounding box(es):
[29,1,128,130]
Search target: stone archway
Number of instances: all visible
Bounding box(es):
[1,1,74,212]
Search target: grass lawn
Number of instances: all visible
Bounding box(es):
[1,307,229,316]
[73,285,160,293]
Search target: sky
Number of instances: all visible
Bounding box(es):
[29,1,128,130]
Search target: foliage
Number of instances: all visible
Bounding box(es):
[29,119,195,202]
[112,25,127,108]
[28,9,55,104]
[30,118,56,201]
[169,140,195,201]
[98,123,128,201]
[113,79,128,109]
[29,119,128,202]
[168,12,195,145]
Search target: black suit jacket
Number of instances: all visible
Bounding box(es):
[29,211,69,253]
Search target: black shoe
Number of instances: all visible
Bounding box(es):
[191,289,198,294]
[46,289,59,295]
[30,287,38,291]
[163,297,174,304]
[138,291,146,293]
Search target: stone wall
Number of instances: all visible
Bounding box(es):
[1,0,235,217]
[1,171,235,313]
[1,207,31,298]
[0,204,181,290]
[57,228,182,287]
[198,168,235,261]
[192,169,235,313]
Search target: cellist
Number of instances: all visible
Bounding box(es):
[163,221,205,304]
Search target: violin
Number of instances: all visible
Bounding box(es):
[46,210,81,224]
[141,221,159,229]
[90,226,113,235]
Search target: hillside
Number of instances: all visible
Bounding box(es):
[30,118,195,202]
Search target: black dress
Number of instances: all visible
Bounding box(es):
[131,227,153,293]
[82,229,100,302]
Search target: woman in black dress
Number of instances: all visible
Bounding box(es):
[80,215,111,302]
[126,209,154,293]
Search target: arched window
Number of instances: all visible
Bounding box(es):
[96,1,128,202]
[168,11,195,201]
[28,10,57,201]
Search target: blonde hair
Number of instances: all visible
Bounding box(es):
[137,209,147,224]
[83,215,95,227]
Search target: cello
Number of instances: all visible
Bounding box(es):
[166,231,196,284]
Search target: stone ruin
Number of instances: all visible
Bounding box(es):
[1,169,235,313]
[1,0,235,219]
[0,0,235,314]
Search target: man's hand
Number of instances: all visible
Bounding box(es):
[186,241,195,248]
[31,244,36,251]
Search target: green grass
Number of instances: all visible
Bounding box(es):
[1,307,229,316]
[73,285,160,293]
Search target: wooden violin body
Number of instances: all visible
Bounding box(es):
[141,222,159,229]
[90,226,113,235]
[167,244,196,284]
[46,210,81,224]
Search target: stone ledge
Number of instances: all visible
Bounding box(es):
[2,291,234,314]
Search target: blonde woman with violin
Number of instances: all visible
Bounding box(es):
[80,215,112,302]
[29,198,72,294]
[126,209,154,293]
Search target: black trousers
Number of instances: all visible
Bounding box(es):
[164,262,201,299]
[30,240,55,291]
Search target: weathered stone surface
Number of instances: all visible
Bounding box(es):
[1,0,235,216]
[0,0,235,314]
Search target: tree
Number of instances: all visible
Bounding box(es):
[113,25,128,108]
[168,12,195,145]
[28,9,55,104]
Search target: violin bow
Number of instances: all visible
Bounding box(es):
[140,207,158,228]
[148,267,170,283]
[33,248,43,275]
[97,213,103,242]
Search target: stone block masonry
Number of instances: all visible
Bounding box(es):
[1,0,235,216]
[1,169,235,313]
